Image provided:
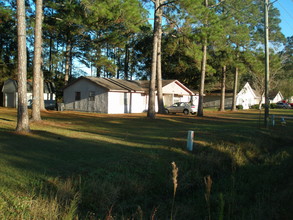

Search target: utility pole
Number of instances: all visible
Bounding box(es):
[264,0,270,128]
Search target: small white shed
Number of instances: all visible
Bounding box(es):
[1,79,56,108]
[236,82,261,109]
[63,77,196,114]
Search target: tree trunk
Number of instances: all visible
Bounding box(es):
[64,39,71,84]
[124,43,129,79]
[49,36,53,73]
[96,48,101,77]
[156,4,165,114]
[130,48,134,80]
[219,65,226,111]
[40,60,45,110]
[197,41,207,117]
[69,43,73,77]
[197,0,209,117]
[32,0,43,121]
[147,0,160,119]
[16,0,30,132]
[258,91,264,110]
[231,66,238,111]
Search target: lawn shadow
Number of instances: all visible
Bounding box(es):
[0,110,292,219]
[0,117,14,122]
[0,126,235,219]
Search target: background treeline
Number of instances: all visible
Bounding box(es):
[0,0,292,100]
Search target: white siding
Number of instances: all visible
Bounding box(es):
[108,92,125,114]
[108,92,146,114]
[131,93,147,113]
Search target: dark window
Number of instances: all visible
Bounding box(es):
[89,91,95,101]
[75,92,81,101]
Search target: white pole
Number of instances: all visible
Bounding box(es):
[187,130,194,151]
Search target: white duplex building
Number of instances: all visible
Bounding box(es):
[63,77,198,114]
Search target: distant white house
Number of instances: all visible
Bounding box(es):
[63,76,198,114]
[236,82,262,109]
[269,91,284,103]
[203,82,263,110]
[1,79,56,108]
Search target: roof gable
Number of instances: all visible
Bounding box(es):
[269,91,283,99]
[237,82,259,98]
[162,80,195,95]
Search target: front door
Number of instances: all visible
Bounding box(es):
[5,93,15,107]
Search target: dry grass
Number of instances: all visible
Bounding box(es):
[171,161,178,220]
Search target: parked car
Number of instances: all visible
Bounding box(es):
[165,102,197,115]
[275,102,291,109]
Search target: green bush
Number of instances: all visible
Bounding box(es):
[236,105,243,110]
[250,104,277,109]
[250,104,259,109]
[270,103,277,109]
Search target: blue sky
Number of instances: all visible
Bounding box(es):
[275,0,293,38]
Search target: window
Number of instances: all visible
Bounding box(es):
[89,91,95,101]
[75,92,81,101]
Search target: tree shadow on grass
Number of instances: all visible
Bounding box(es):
[0,111,292,219]
[0,118,14,122]
[0,127,236,219]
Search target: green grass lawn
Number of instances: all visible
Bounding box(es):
[0,107,292,219]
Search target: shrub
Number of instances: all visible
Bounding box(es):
[250,104,259,109]
[236,105,243,110]
[270,103,277,109]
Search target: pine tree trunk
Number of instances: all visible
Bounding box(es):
[219,65,226,111]
[96,48,101,77]
[49,36,53,73]
[124,43,129,79]
[147,0,160,119]
[40,63,45,110]
[197,0,209,117]
[156,4,165,114]
[16,0,30,132]
[64,39,71,84]
[32,0,43,121]
[197,42,207,117]
[231,67,238,111]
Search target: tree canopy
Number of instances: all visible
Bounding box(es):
[0,0,289,104]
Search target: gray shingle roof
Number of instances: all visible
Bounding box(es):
[84,77,144,92]
[82,77,179,93]
[66,77,194,95]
